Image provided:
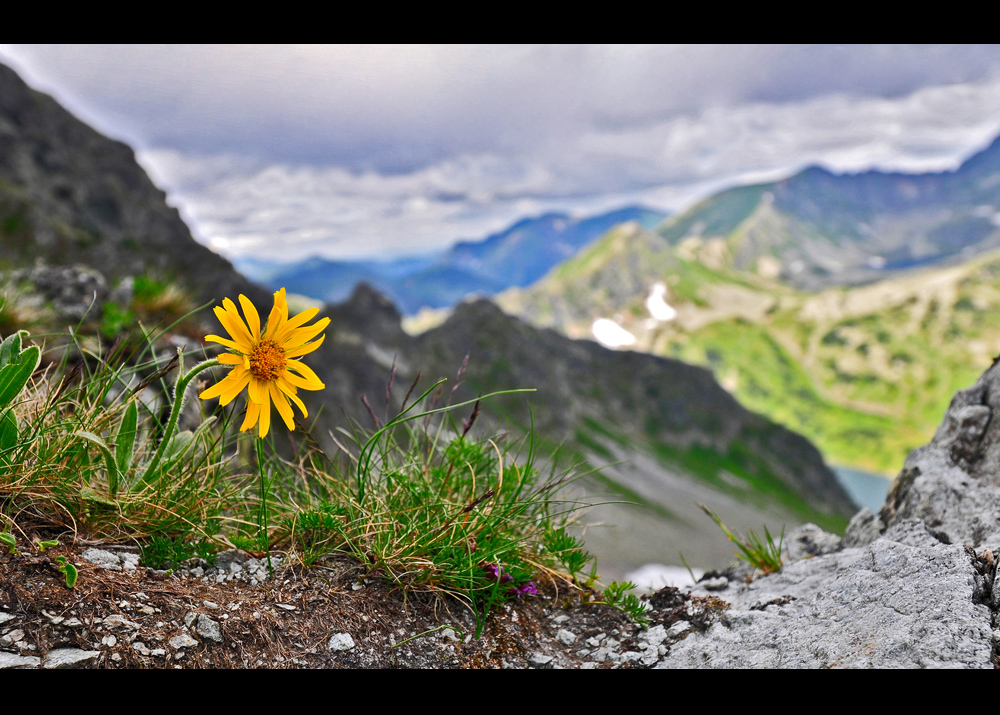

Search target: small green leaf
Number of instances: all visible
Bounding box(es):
[0,331,24,369]
[0,409,17,455]
[36,539,59,552]
[0,532,17,554]
[114,400,139,476]
[0,345,40,408]
[59,561,80,588]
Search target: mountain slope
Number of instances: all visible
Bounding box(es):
[499,222,1000,474]
[657,136,1000,290]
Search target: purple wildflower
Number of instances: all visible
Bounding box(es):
[507,581,538,599]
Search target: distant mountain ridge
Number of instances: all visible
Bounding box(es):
[247,206,667,313]
[658,135,1000,290]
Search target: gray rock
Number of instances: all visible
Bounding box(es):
[132,642,151,656]
[169,634,199,650]
[879,371,1000,550]
[195,614,223,643]
[659,520,993,668]
[784,523,842,560]
[640,624,667,646]
[328,633,355,651]
[0,652,39,669]
[120,553,140,571]
[0,613,15,626]
[700,576,729,591]
[556,629,577,645]
[81,548,122,570]
[843,508,884,548]
[103,614,139,630]
[529,652,553,667]
[666,621,691,638]
[42,648,100,669]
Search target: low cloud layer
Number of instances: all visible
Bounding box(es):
[4,45,1000,261]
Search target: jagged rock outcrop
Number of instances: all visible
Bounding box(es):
[660,361,1000,668]
[0,62,268,309]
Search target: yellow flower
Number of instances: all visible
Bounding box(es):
[199,288,328,438]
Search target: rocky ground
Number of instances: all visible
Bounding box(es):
[0,540,729,669]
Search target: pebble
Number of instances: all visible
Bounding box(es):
[700,576,729,591]
[275,603,296,611]
[196,615,224,643]
[132,642,151,656]
[0,613,15,626]
[328,633,356,651]
[556,629,577,645]
[102,635,117,647]
[580,662,598,669]
[552,615,570,624]
[169,634,199,650]
[529,652,553,667]
[103,615,139,630]
[640,624,667,646]
[43,648,100,669]
[203,601,219,609]
[667,621,691,637]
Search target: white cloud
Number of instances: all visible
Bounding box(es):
[7,45,1000,261]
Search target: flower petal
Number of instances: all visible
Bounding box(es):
[263,288,288,341]
[248,377,266,405]
[239,294,261,339]
[281,318,331,350]
[217,352,245,365]
[274,307,319,344]
[284,360,325,389]
[240,399,261,432]
[221,298,254,346]
[283,334,325,359]
[205,334,245,351]
[218,369,252,406]
[258,386,272,438]
[270,382,295,431]
[277,376,308,418]
[199,369,240,400]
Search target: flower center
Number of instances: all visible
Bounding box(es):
[248,339,285,381]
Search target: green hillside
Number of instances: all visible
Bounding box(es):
[499,224,1000,474]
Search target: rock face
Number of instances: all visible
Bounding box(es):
[0,62,268,309]
[660,362,1000,668]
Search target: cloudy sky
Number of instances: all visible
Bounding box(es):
[3,45,1000,262]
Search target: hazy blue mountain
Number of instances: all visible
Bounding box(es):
[657,136,1000,290]
[250,206,667,313]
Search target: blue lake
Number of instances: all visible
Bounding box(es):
[833,466,892,513]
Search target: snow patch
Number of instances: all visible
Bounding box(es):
[646,282,677,322]
[592,319,636,348]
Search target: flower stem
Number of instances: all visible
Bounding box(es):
[138,356,220,488]
[256,435,273,577]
